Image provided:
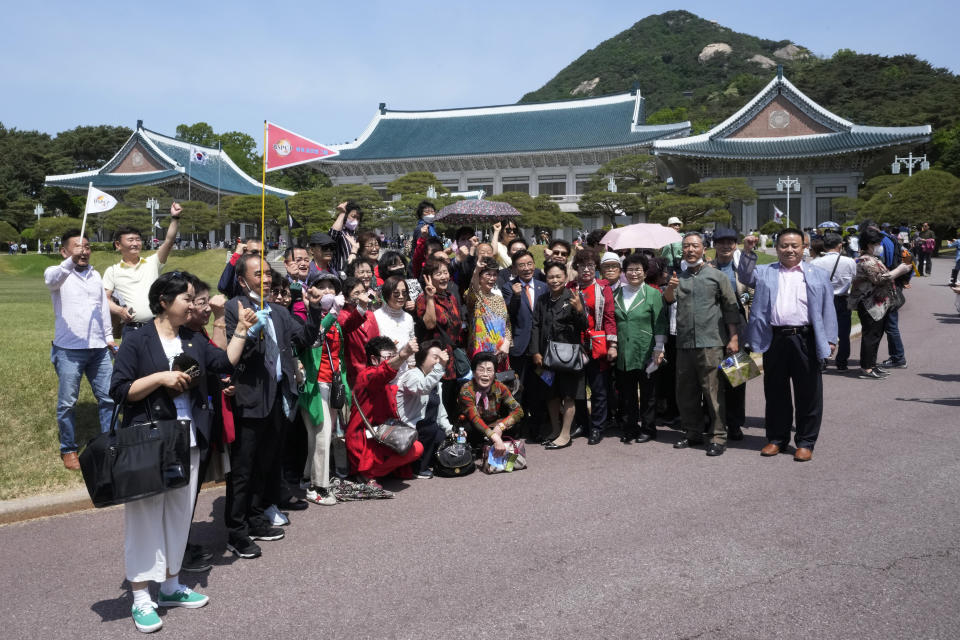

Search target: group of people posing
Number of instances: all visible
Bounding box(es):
[45,199,917,633]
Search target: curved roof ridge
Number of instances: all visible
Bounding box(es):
[382,92,637,118]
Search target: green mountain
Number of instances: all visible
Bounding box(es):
[519,11,960,173]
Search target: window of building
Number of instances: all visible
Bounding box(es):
[370,183,388,201]
[815,186,847,194]
[501,177,529,194]
[538,175,567,196]
[575,174,593,195]
[467,178,493,197]
[816,198,838,225]
[440,179,460,193]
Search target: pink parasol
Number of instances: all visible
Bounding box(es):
[435,199,521,225]
[600,223,682,250]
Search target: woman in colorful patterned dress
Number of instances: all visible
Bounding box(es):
[465,258,512,368]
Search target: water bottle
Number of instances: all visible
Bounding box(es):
[456,427,467,444]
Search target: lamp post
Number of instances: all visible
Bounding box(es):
[146,197,160,249]
[891,152,929,177]
[34,204,43,253]
[776,176,800,228]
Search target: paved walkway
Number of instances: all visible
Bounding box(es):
[2,258,958,639]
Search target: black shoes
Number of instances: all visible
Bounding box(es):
[673,438,703,449]
[706,443,726,457]
[227,536,262,559]
[180,543,213,573]
[858,370,885,380]
[634,431,656,443]
[249,525,285,541]
[587,428,603,445]
[728,426,744,441]
[569,425,585,440]
[544,439,572,450]
[879,358,907,369]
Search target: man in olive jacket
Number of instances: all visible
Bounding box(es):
[663,232,741,457]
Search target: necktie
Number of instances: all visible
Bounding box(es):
[260,307,282,383]
[524,282,535,309]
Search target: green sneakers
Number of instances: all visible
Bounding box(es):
[131,602,162,633]
[157,588,210,609]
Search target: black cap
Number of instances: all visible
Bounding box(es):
[306,269,341,292]
[308,232,335,246]
[713,228,738,241]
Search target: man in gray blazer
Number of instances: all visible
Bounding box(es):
[738,229,838,462]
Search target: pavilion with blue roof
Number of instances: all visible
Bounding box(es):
[653,69,931,230]
[45,122,294,202]
[314,90,690,223]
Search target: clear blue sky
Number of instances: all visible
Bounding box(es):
[2,1,955,150]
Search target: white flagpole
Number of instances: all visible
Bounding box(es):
[187,148,192,201]
[80,181,91,239]
[217,140,222,218]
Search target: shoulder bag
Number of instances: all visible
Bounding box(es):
[544,294,585,372]
[433,436,476,477]
[325,324,347,410]
[79,401,191,508]
[350,391,418,455]
[480,437,527,474]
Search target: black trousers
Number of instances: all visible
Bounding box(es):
[834,295,852,368]
[414,419,445,474]
[761,329,823,449]
[575,359,609,430]
[511,354,547,437]
[656,334,680,422]
[617,369,657,437]
[225,397,283,540]
[858,305,886,370]
[721,374,746,429]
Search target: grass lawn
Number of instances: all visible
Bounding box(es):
[0,250,231,500]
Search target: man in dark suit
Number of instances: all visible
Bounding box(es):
[223,254,324,558]
[738,229,838,462]
[501,249,549,441]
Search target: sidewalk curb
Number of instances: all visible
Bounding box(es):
[0,481,226,527]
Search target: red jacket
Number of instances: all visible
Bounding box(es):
[345,360,400,476]
[344,309,379,386]
[572,279,617,365]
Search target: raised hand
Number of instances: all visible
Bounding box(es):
[424,274,437,298]
[170,202,182,217]
[742,235,758,253]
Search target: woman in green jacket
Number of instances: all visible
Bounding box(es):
[613,253,667,444]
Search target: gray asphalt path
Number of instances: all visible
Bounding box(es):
[2,258,958,640]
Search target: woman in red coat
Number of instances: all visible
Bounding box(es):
[345,336,424,484]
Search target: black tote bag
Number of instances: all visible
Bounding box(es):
[80,402,191,508]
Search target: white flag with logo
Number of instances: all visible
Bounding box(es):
[190,146,209,165]
[773,205,785,223]
[85,185,118,214]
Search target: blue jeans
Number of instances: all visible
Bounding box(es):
[51,346,115,453]
[884,308,906,364]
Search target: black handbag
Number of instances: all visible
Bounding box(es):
[544,341,584,372]
[79,402,191,508]
[495,369,521,395]
[351,391,418,455]
[325,335,346,410]
[433,437,476,477]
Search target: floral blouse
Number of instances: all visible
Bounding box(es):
[457,380,524,438]
[848,255,895,320]
[466,286,512,357]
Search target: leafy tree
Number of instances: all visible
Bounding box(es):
[52,125,132,172]
[175,123,218,147]
[830,196,864,221]
[932,123,960,176]
[36,216,84,243]
[486,192,581,233]
[287,191,336,236]
[0,221,19,243]
[222,194,285,226]
[98,207,151,238]
[42,187,83,217]
[265,165,331,192]
[858,174,905,201]
[174,201,219,241]
[860,170,960,238]
[596,154,659,190]
[219,131,260,177]
[686,177,757,208]
[122,185,170,208]
[578,190,646,227]
[648,193,729,227]
[0,198,43,231]
[385,172,448,199]
[0,124,66,204]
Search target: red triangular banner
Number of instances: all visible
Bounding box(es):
[265,121,338,172]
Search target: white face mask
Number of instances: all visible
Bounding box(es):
[873,245,885,257]
[422,214,436,224]
[345,218,358,231]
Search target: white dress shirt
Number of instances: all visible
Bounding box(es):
[810,251,857,296]
[44,257,113,349]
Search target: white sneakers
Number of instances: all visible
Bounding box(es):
[305,487,336,505]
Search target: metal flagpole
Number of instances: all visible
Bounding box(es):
[217,140,222,218]
[187,147,192,201]
[80,181,91,239]
[260,121,267,302]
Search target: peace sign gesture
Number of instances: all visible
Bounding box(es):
[424,274,437,298]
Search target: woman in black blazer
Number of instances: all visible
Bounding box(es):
[110,271,254,633]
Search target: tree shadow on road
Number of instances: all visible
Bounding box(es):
[896,396,960,406]
[932,313,960,324]
[918,373,960,382]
